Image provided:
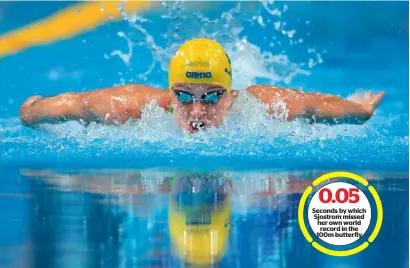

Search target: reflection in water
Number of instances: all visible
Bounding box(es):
[169,175,232,265]
[5,169,407,267]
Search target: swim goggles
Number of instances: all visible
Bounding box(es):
[172,89,226,105]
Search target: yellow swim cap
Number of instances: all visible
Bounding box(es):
[168,38,232,92]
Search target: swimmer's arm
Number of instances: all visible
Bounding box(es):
[301,92,385,124]
[19,93,86,126]
[246,85,385,124]
[19,85,170,126]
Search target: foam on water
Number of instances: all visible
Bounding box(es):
[0,88,407,171]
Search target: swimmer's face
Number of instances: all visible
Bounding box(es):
[170,83,232,133]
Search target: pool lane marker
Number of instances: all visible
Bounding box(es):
[0,1,155,59]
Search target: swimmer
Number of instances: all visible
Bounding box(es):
[19,38,385,133]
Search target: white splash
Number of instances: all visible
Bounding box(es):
[109,32,134,66]
[106,1,316,87]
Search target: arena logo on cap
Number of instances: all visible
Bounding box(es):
[186,71,212,79]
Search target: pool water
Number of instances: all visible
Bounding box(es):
[0,1,408,267]
[0,1,408,171]
[0,169,408,267]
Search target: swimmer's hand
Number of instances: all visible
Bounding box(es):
[20,95,44,126]
[22,96,44,107]
[347,91,385,115]
[20,93,82,127]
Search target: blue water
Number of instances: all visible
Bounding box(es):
[0,1,408,267]
[0,169,408,267]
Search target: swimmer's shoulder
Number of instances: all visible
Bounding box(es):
[87,84,168,99]
[244,85,304,103]
[101,84,167,95]
[245,85,282,98]
[116,84,172,109]
[83,84,171,111]
[230,86,283,102]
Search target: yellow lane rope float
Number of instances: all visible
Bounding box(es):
[0,1,156,59]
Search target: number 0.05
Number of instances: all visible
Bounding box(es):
[318,187,360,204]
